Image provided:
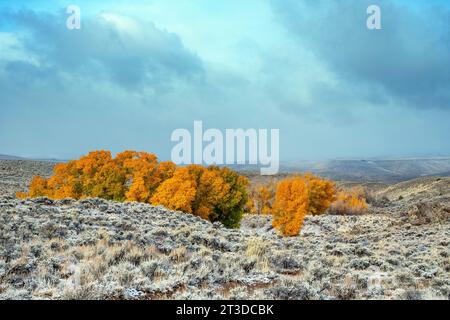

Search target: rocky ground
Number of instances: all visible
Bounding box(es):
[0,160,449,300]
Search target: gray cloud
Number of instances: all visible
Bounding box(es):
[0,9,209,159]
[2,9,204,92]
[271,0,450,110]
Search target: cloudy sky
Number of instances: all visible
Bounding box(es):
[0,0,449,161]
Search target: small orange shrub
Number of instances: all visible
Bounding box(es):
[329,187,368,215]
[272,177,309,237]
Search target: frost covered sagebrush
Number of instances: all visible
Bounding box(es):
[0,196,448,300]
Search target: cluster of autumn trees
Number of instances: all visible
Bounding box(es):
[246,174,368,236]
[18,151,248,228]
[19,150,368,236]
[151,165,249,228]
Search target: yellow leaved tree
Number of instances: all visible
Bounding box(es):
[18,150,174,202]
[151,165,248,227]
[272,177,309,237]
[303,173,336,216]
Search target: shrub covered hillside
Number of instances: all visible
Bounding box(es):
[17,151,249,228]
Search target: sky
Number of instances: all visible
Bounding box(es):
[0,0,449,161]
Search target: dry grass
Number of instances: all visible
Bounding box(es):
[246,237,271,272]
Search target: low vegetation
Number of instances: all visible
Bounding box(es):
[0,196,448,300]
[328,187,368,216]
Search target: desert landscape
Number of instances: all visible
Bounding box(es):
[1,0,449,307]
[0,158,448,300]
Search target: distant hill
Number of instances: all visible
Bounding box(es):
[0,154,62,162]
[374,176,450,203]
[240,158,450,183]
[0,154,28,160]
[2,154,450,183]
[302,158,450,182]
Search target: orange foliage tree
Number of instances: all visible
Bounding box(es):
[23,176,49,198]
[19,151,175,202]
[151,165,249,228]
[266,173,336,236]
[247,173,335,216]
[151,165,226,219]
[303,173,336,216]
[208,166,249,228]
[272,177,309,237]
[123,152,176,203]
